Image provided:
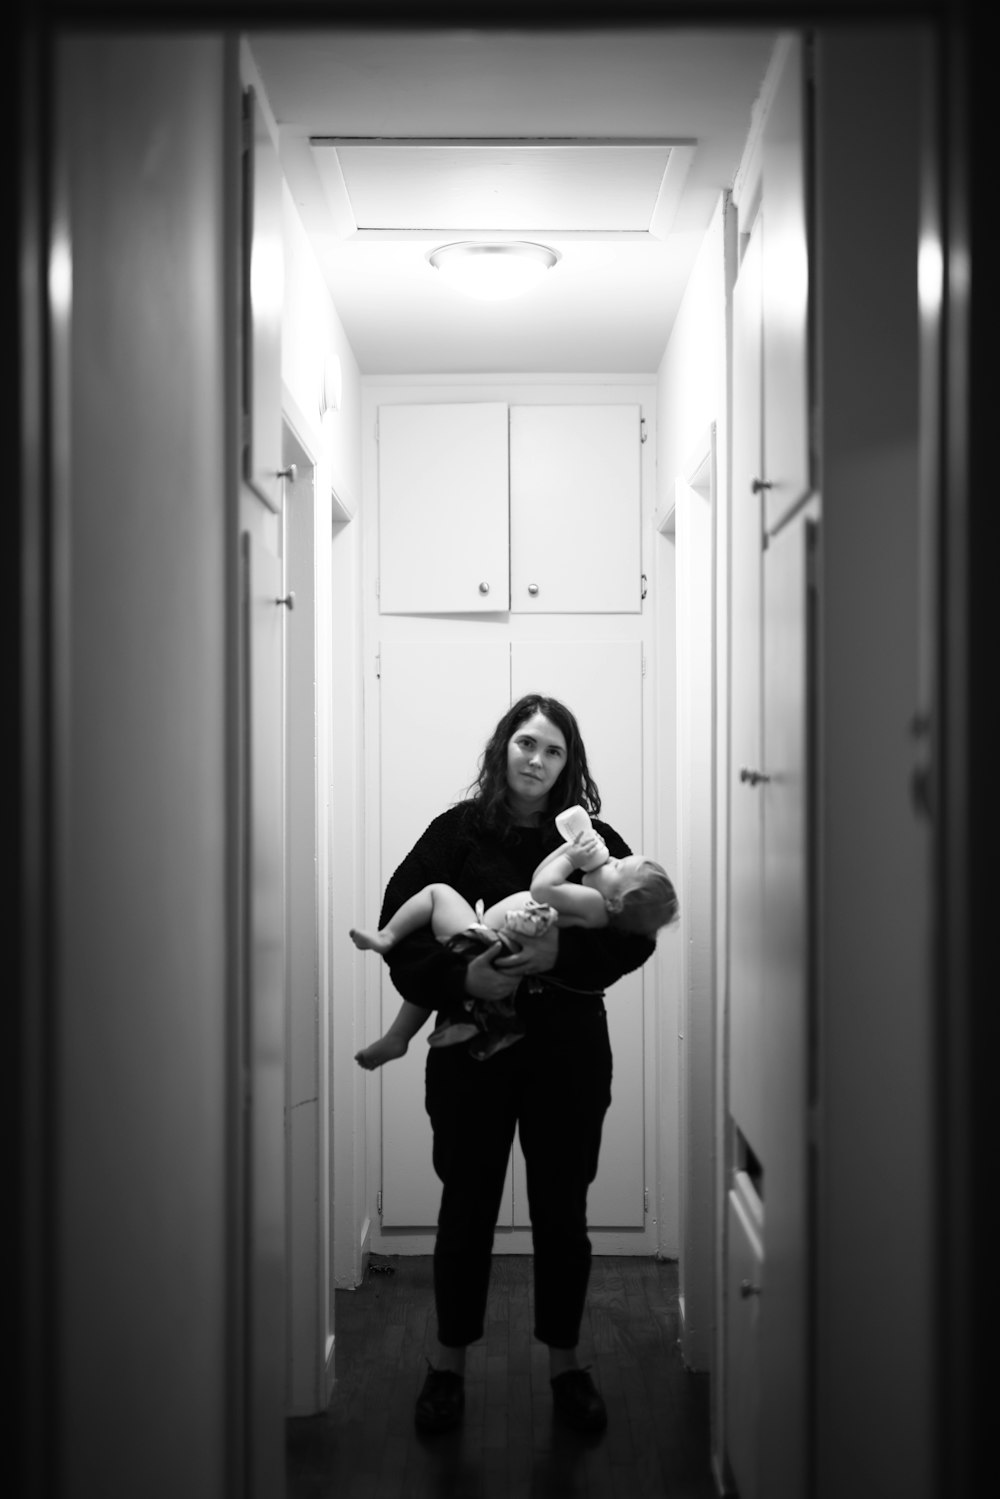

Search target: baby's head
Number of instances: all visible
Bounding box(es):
[585,854,679,937]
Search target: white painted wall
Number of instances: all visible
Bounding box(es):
[654,198,729,1314]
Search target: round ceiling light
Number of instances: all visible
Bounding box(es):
[427,241,560,302]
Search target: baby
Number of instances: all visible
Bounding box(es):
[352,807,678,1067]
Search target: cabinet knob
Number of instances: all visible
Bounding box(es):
[276,592,296,610]
[478,581,490,595]
[739,766,770,786]
[527,583,539,596]
[739,1279,762,1299]
[751,477,772,494]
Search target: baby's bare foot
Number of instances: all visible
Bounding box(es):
[354,1034,409,1070]
[349,927,393,954]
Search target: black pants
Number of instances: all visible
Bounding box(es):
[425,991,613,1350]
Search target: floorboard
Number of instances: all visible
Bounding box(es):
[286,1256,718,1499]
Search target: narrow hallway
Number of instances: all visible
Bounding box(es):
[286,1256,715,1498]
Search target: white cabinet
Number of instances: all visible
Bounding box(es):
[509,405,641,613]
[377,402,643,615]
[377,402,510,614]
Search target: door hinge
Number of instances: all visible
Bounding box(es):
[377,1190,383,1217]
[375,648,381,679]
[644,1188,649,1214]
[640,572,648,600]
[640,416,648,444]
[641,646,647,677]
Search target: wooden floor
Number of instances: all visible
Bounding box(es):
[286,1255,718,1499]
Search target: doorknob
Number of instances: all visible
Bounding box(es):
[527,583,539,596]
[751,477,772,494]
[739,766,770,786]
[740,1279,762,1299]
[276,592,296,610]
[478,581,490,595]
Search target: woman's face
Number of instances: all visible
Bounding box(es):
[505,711,568,816]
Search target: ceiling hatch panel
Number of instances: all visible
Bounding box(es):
[310,139,695,237]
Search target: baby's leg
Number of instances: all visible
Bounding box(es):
[355,999,431,1070]
[350,883,478,955]
[350,883,440,954]
[424,884,479,943]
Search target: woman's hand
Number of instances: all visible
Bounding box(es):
[493,926,559,976]
[464,944,522,1001]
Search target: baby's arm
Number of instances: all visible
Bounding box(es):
[530,838,608,927]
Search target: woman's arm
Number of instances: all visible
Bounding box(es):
[379,808,477,1013]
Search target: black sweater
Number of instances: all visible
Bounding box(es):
[379,801,656,1016]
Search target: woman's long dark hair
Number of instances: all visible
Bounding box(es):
[468,693,601,838]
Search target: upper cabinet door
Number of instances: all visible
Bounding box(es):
[377,402,510,614]
[509,405,642,613]
[762,35,812,533]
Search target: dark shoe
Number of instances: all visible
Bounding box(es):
[414,1362,465,1434]
[550,1367,608,1433]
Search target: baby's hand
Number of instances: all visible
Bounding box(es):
[570,831,605,866]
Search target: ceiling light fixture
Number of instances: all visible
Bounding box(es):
[427,241,560,302]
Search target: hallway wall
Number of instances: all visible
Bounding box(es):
[50,34,232,1498]
[813,29,933,1495]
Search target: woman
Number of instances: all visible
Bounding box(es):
[378,694,659,1436]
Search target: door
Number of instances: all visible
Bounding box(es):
[239,66,286,1496]
[729,215,766,1159]
[758,509,815,1499]
[240,527,286,1498]
[376,639,511,1229]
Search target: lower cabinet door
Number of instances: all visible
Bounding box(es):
[726,1172,764,1499]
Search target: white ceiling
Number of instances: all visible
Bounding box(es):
[248,26,778,375]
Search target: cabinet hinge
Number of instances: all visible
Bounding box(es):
[377,1190,383,1217]
[640,416,648,444]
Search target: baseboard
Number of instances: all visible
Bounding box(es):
[324,1332,336,1403]
[359,1213,372,1285]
